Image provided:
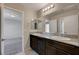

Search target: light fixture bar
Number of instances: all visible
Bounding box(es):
[42,3,55,12]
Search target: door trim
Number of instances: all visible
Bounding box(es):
[1,4,24,54]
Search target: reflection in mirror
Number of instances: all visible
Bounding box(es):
[59,15,78,39]
[49,19,57,34]
[31,19,42,30]
[45,22,50,33]
[34,22,37,29]
[31,20,38,30]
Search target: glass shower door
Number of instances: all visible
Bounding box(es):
[1,7,23,55]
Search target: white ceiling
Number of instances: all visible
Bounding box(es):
[21,3,48,11]
[21,3,77,11]
[4,3,77,21]
[4,3,48,21]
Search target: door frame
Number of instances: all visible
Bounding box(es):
[1,4,24,55]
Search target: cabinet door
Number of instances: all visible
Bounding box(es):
[56,49,69,55]
[37,37,45,55]
[46,44,56,55]
[30,35,46,55]
[30,35,38,52]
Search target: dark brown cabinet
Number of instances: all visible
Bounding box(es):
[30,35,45,54]
[46,44,68,55]
[30,35,38,52]
[30,35,79,55]
[46,44,56,55]
[56,49,68,55]
[46,40,69,55]
[37,38,45,54]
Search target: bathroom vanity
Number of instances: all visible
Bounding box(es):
[30,33,79,55]
[30,5,79,55]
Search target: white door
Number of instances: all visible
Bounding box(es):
[1,7,23,55]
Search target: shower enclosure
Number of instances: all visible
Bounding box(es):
[1,7,23,55]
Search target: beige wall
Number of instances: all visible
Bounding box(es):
[2,3,37,52]
[23,7,37,51]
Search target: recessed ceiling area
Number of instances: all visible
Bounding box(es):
[21,3,48,11]
[4,3,78,21]
[21,3,77,12]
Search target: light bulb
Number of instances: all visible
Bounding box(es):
[32,19,34,21]
[47,6,50,9]
[42,9,45,12]
[45,8,48,11]
[50,4,54,8]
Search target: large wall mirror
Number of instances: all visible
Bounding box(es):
[58,15,78,38]
[49,15,79,39]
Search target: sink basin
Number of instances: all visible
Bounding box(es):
[32,33,71,41]
[52,36,71,40]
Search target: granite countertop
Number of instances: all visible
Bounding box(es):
[30,32,79,47]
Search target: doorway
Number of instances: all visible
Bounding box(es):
[1,6,24,55]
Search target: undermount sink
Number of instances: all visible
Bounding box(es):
[32,33,71,41]
[52,36,71,40]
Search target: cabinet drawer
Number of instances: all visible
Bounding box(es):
[56,49,69,55]
[46,44,56,55]
[46,39,56,46]
[54,41,79,54]
[46,43,69,55]
[46,39,79,54]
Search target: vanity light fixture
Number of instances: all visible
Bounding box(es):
[42,3,55,12]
